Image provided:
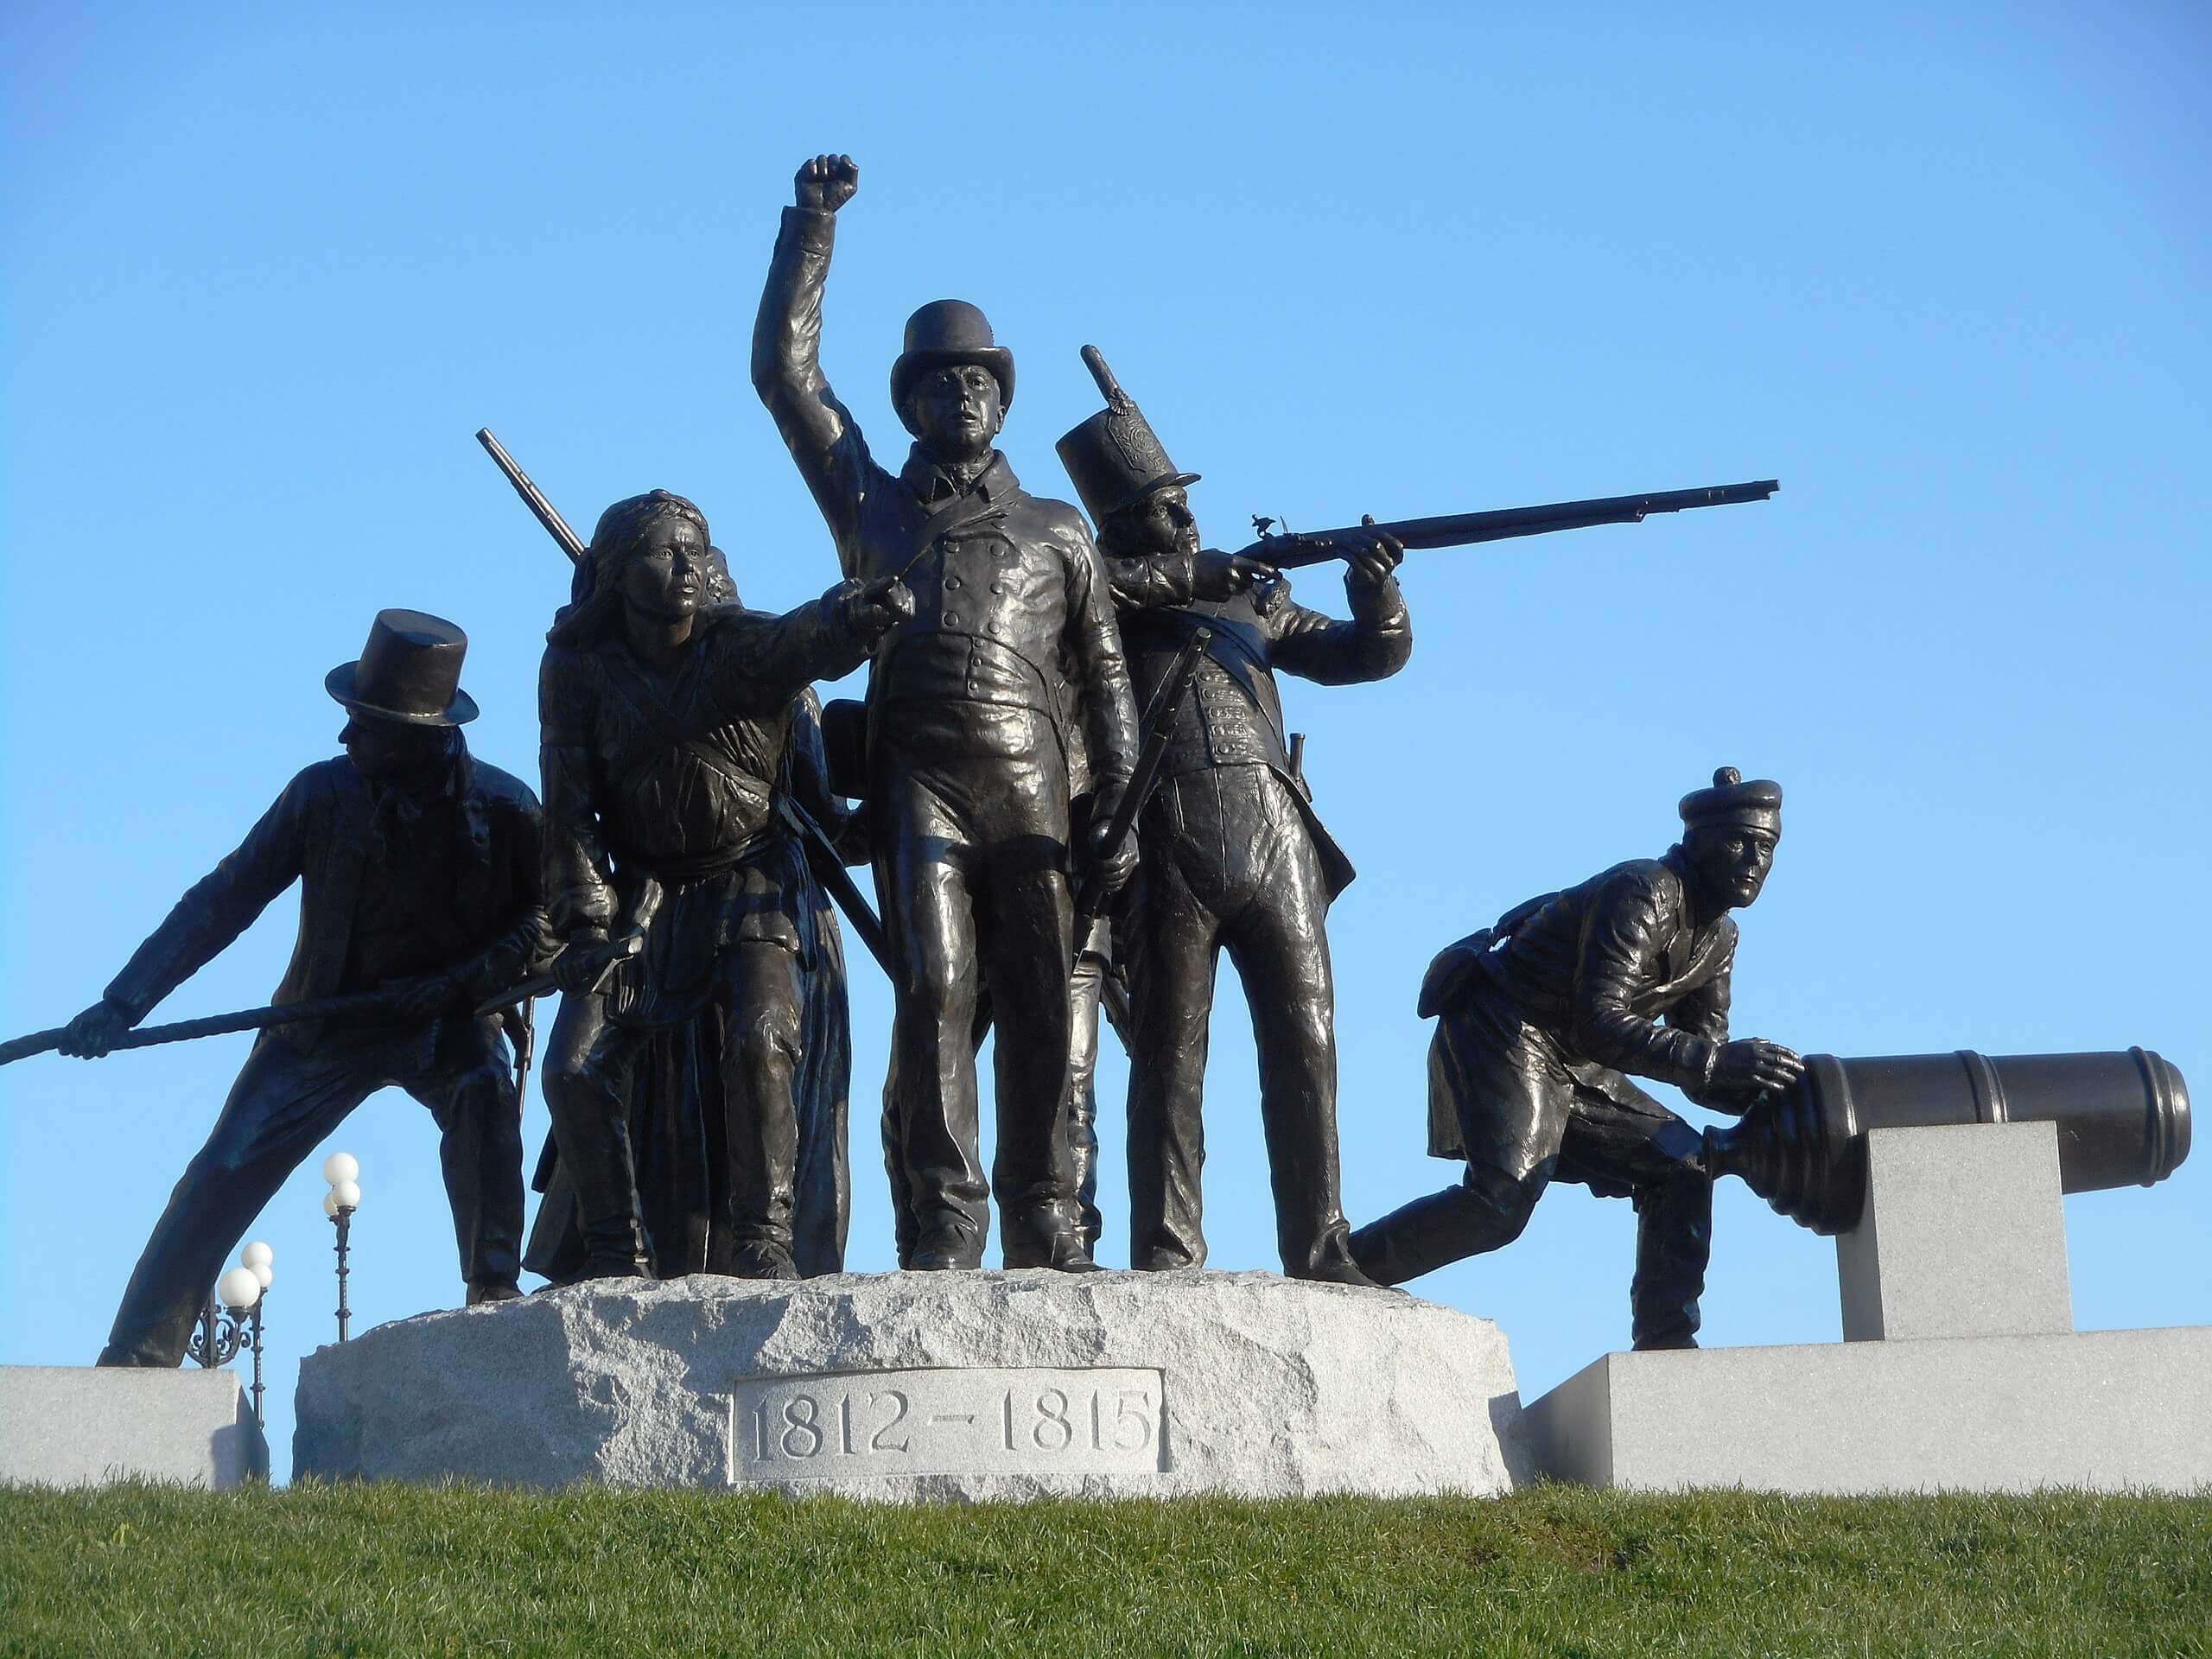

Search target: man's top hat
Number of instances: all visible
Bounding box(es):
[889,299,1016,423]
[1055,346,1200,526]
[325,608,480,727]
[1679,766,1783,833]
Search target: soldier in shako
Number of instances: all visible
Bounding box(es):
[753,156,1140,1272]
[1056,353,1409,1285]
[60,612,546,1363]
[1349,769,1808,1348]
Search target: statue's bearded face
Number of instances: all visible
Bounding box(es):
[1687,824,1779,910]
[620,516,709,622]
[906,363,1003,462]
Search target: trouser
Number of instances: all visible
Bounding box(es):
[1346,991,1713,1350]
[543,938,804,1274]
[874,740,1081,1266]
[1122,766,1359,1277]
[880,925,1115,1274]
[99,1015,522,1367]
[881,914,1109,1267]
[1001,918,1109,1265]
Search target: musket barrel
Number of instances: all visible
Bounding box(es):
[1705,1048,2192,1235]
[477,428,588,563]
[0,987,406,1067]
[1243,479,1779,569]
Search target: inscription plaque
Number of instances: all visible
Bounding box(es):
[715,1367,1167,1482]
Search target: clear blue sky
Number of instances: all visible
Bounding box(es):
[3,2,2206,1483]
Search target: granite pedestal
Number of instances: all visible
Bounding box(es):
[0,1365,264,1488]
[1522,1326,2212,1493]
[1837,1121,2073,1341]
[1523,1122,2212,1494]
[294,1269,1528,1499]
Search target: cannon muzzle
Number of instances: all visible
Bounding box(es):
[1704,1048,2190,1235]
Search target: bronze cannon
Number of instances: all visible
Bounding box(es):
[1703,1049,2191,1235]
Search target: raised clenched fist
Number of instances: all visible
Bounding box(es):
[795,154,859,214]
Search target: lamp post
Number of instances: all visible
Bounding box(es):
[188,1242,273,1433]
[322,1151,361,1342]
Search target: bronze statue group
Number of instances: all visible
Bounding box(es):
[60,157,1803,1366]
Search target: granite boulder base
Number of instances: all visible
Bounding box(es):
[294,1270,1526,1499]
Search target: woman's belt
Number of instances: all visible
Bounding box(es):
[616,830,776,887]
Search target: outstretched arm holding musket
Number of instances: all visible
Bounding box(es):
[60,612,547,1365]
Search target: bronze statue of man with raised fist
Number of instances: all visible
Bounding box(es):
[753,156,1140,1272]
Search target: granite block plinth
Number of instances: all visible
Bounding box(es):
[1838,1122,2073,1341]
[295,1270,1528,1500]
[1522,1325,2212,1494]
[0,1365,263,1489]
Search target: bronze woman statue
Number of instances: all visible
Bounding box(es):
[531,490,908,1282]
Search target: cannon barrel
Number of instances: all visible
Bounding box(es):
[1704,1049,2190,1236]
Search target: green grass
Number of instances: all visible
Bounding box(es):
[3,1484,2207,1657]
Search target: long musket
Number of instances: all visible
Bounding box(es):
[478,428,589,562]
[474,428,893,976]
[1235,480,1778,571]
[1,988,405,1068]
[779,797,891,971]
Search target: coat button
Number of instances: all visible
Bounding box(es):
[945,576,961,590]
[987,621,1002,636]
[944,611,960,626]
[989,582,1004,594]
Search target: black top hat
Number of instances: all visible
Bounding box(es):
[325,608,480,727]
[1055,345,1200,525]
[889,299,1016,420]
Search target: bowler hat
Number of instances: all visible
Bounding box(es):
[889,299,1015,422]
[325,608,480,727]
